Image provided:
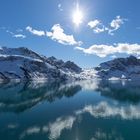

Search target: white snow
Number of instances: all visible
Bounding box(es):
[1,47,140,81]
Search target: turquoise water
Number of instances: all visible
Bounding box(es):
[0,80,140,140]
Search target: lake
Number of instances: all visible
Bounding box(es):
[0,80,140,140]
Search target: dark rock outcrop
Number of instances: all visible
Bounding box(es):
[95,56,140,80]
[0,47,82,82]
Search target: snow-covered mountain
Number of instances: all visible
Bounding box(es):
[0,47,82,82]
[45,56,82,73]
[95,56,140,80]
[0,47,140,82]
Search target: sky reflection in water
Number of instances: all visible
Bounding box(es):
[0,80,140,140]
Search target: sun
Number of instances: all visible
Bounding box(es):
[72,3,83,27]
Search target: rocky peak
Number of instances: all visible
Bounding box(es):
[0,47,83,82]
[46,57,82,73]
[46,56,64,68]
[0,46,43,60]
[95,55,140,80]
[62,61,82,73]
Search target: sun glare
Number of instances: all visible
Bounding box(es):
[72,3,83,27]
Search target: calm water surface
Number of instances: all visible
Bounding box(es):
[0,80,140,140]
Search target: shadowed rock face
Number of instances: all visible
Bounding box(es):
[0,55,66,81]
[1,46,140,82]
[62,61,82,73]
[0,47,43,60]
[46,56,82,73]
[95,56,140,80]
[45,56,64,68]
[0,47,82,82]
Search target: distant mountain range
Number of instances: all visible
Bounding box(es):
[95,55,140,80]
[0,47,140,82]
[0,47,82,82]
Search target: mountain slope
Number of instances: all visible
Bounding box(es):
[95,56,140,80]
[1,47,140,82]
[0,47,82,82]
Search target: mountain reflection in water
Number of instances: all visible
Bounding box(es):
[0,81,81,113]
[0,80,140,140]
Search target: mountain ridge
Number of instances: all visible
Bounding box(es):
[95,55,140,80]
[0,47,140,82]
[0,47,82,82]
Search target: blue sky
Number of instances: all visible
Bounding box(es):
[0,0,140,67]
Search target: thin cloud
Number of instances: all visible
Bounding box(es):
[26,26,45,36]
[76,43,140,57]
[13,34,26,39]
[6,30,26,39]
[0,27,6,30]
[58,4,63,11]
[16,29,23,32]
[6,30,14,35]
[46,24,82,46]
[108,16,126,35]
[88,20,100,28]
[87,16,126,35]
[87,20,106,33]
